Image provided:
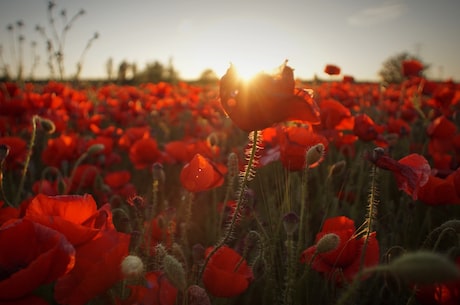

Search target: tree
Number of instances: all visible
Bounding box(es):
[198,68,219,84]
[379,52,428,84]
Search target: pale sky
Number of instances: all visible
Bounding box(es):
[1,0,459,81]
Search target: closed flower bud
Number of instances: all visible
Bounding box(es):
[380,251,460,284]
[38,117,56,134]
[328,160,346,178]
[163,254,187,290]
[121,255,144,279]
[306,143,325,169]
[315,233,340,254]
[87,143,105,155]
[283,212,300,236]
[188,284,211,305]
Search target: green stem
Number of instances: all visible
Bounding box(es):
[198,130,259,281]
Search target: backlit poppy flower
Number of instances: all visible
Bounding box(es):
[180,153,224,192]
[0,219,75,301]
[103,170,137,199]
[278,126,329,171]
[119,271,177,305]
[300,216,380,284]
[24,194,114,246]
[54,229,130,305]
[203,246,254,297]
[318,99,354,131]
[219,62,321,131]
[402,59,424,77]
[366,149,431,200]
[41,133,83,168]
[324,64,341,76]
[129,137,161,170]
[353,114,385,142]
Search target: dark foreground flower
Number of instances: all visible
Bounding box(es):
[300,216,380,284]
[203,246,254,297]
[219,61,321,131]
[0,219,75,301]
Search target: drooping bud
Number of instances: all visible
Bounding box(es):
[38,117,56,134]
[315,233,340,254]
[121,255,144,279]
[86,143,105,155]
[163,254,187,290]
[328,160,346,178]
[305,143,325,169]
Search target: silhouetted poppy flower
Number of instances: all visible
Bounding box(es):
[402,59,424,77]
[0,219,75,301]
[24,194,114,246]
[366,149,431,200]
[219,62,321,131]
[54,229,130,305]
[324,64,341,76]
[180,154,224,192]
[353,114,385,142]
[300,216,380,284]
[278,126,328,171]
[129,137,161,170]
[119,271,177,305]
[202,246,254,297]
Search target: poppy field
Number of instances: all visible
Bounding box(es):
[1,61,460,305]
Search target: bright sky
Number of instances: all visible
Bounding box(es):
[1,0,459,81]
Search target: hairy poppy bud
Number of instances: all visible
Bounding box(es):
[121,255,144,279]
[163,254,187,290]
[306,143,325,169]
[315,233,340,254]
[86,143,105,155]
[38,117,56,134]
[283,212,300,236]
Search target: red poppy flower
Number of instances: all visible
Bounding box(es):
[353,114,385,142]
[0,201,20,226]
[164,139,218,164]
[180,154,225,192]
[129,137,161,170]
[402,59,424,77]
[318,99,354,131]
[0,219,75,301]
[67,164,100,193]
[417,175,460,205]
[324,64,341,76]
[54,229,130,305]
[300,216,380,284]
[202,246,254,297]
[103,170,136,199]
[387,117,411,136]
[366,150,431,200]
[219,62,321,131]
[278,126,329,171]
[119,271,177,305]
[41,133,82,168]
[118,127,151,151]
[24,194,114,246]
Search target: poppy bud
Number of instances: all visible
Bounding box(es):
[328,160,346,178]
[380,251,460,284]
[38,117,56,134]
[283,212,300,236]
[188,284,211,305]
[121,255,144,279]
[163,254,187,290]
[0,144,9,162]
[306,143,325,169]
[86,143,105,155]
[315,233,340,254]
